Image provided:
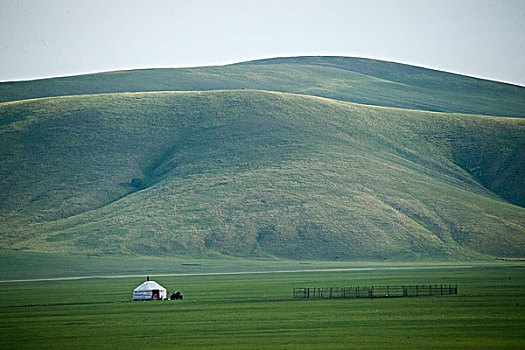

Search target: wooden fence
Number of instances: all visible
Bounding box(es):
[293,284,457,299]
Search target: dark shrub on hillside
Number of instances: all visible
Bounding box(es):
[130,177,144,189]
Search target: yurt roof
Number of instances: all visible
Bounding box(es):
[133,281,166,292]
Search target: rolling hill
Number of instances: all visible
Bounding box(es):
[1,87,523,260]
[1,56,524,117]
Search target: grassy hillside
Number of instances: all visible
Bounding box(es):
[1,56,523,117]
[0,90,523,259]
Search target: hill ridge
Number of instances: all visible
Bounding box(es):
[1,56,523,117]
[241,55,525,87]
[3,88,523,121]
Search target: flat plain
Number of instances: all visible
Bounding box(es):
[1,260,523,349]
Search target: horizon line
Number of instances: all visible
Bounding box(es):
[0,54,523,88]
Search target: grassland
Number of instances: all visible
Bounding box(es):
[1,90,523,259]
[1,56,524,117]
[1,262,523,349]
[0,248,477,281]
[1,55,523,349]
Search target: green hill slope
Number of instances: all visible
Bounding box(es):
[1,56,523,117]
[1,90,523,259]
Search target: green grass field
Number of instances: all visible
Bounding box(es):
[1,262,523,349]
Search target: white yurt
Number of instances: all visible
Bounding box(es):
[133,278,167,301]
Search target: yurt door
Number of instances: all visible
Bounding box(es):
[152,290,160,300]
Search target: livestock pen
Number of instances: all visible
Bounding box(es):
[293,284,458,299]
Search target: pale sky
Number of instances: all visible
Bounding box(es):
[1,0,524,85]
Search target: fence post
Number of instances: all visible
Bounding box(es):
[416,285,418,297]
[429,285,432,296]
